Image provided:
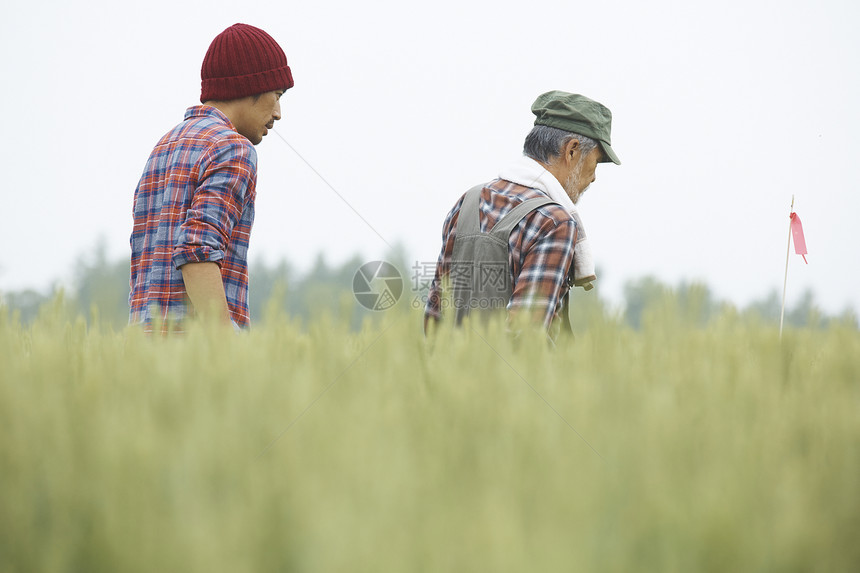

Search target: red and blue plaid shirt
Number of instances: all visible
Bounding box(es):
[130,105,257,331]
[425,179,576,331]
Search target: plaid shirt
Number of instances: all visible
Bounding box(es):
[425,179,576,331]
[130,105,257,330]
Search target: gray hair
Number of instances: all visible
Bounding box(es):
[523,125,598,164]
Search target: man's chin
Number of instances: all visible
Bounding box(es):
[564,178,586,205]
[566,188,584,205]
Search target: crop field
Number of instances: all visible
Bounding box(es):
[1,296,859,572]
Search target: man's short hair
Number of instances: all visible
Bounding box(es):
[523,125,598,164]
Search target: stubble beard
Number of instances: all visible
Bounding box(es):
[564,170,589,205]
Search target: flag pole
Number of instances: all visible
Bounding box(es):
[779,195,795,338]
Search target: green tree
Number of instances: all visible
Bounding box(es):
[73,239,130,328]
[623,276,671,329]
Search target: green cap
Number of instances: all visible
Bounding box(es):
[531,91,620,165]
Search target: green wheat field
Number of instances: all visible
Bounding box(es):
[2,295,859,572]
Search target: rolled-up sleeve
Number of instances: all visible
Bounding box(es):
[172,137,257,269]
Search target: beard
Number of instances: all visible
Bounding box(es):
[564,170,589,204]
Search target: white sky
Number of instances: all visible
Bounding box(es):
[1,0,858,314]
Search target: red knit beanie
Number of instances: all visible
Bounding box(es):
[200,23,294,103]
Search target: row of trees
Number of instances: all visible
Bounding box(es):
[1,241,856,331]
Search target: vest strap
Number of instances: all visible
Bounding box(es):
[490,197,557,237]
[454,185,486,236]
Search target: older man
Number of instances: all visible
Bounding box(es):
[129,24,293,332]
[424,91,620,338]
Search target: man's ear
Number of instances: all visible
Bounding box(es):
[564,138,580,164]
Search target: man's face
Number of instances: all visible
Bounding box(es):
[564,147,602,204]
[232,90,284,145]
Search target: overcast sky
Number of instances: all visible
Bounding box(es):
[2,0,858,314]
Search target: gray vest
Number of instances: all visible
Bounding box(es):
[450,185,559,326]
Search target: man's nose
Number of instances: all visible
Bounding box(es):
[273,100,282,121]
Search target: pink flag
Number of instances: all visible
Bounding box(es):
[790,212,808,264]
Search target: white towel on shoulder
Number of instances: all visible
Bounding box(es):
[498,156,596,290]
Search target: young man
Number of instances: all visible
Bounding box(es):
[129,23,293,332]
[424,91,620,340]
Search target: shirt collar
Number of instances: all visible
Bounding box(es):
[184,105,237,132]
